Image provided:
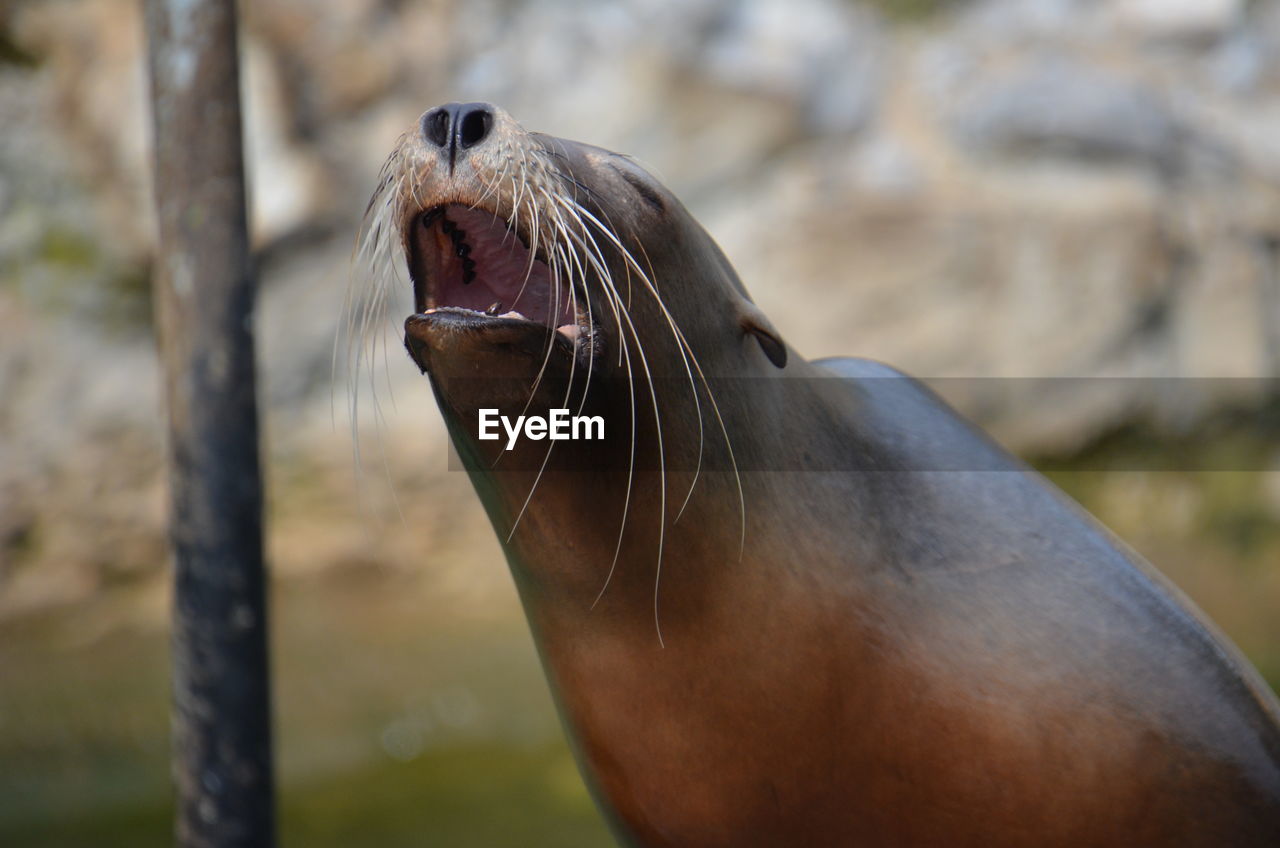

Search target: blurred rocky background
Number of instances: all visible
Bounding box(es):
[2,0,1278,844]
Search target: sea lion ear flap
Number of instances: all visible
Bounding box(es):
[739,303,788,369]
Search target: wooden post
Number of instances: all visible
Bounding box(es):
[145,1,276,845]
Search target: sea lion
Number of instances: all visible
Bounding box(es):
[359,101,1280,846]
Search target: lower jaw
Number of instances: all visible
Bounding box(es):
[403,309,597,378]
[404,318,607,429]
[420,305,585,343]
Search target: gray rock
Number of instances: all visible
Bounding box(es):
[950,56,1189,174]
[1112,0,1244,42]
[696,0,882,135]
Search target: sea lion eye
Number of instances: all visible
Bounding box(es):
[612,164,665,212]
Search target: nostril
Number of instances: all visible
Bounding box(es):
[457,106,493,150]
[419,102,494,160]
[422,108,451,149]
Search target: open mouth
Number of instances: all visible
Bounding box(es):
[407,203,586,344]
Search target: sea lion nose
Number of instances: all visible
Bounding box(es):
[420,102,495,158]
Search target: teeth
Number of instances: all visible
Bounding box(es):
[417,209,582,332]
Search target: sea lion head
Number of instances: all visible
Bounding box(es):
[360,103,787,432]
[358,103,799,616]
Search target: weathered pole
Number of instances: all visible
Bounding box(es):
[145,1,276,846]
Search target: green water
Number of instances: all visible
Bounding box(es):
[1,743,610,848]
[3,423,1277,845]
[0,576,615,847]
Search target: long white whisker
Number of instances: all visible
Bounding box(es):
[568,198,745,558]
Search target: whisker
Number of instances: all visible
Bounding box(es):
[568,198,746,558]
[355,126,745,646]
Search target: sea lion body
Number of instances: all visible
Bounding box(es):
[363,102,1280,845]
